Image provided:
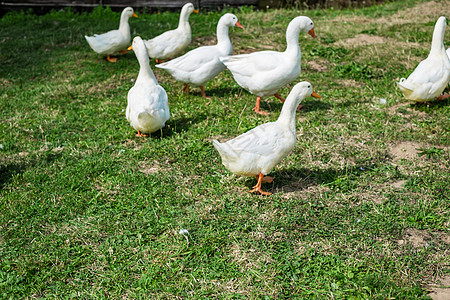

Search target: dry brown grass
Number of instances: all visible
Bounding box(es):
[331,1,449,25]
[390,141,421,161]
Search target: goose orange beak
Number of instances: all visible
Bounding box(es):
[235,21,243,29]
[311,91,321,98]
[308,28,316,38]
[193,9,199,13]
[133,13,138,18]
[128,45,133,51]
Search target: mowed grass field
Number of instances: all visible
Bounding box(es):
[0,0,449,298]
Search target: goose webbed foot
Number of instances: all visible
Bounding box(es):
[249,173,272,196]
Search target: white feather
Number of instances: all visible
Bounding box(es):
[397,16,450,102]
[213,82,318,177]
[144,3,197,61]
[85,7,137,55]
[126,37,170,134]
[156,13,241,88]
[220,16,315,97]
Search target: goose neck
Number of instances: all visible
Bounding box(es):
[430,17,446,55]
[277,95,299,132]
[285,23,301,52]
[119,15,131,36]
[216,24,232,54]
[178,11,190,29]
[136,55,157,85]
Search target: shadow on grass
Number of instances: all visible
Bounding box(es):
[411,97,450,112]
[243,164,378,194]
[2,49,54,82]
[300,99,332,112]
[0,151,62,190]
[329,99,359,109]
[252,96,332,114]
[150,113,209,138]
[0,162,28,190]
[206,86,243,98]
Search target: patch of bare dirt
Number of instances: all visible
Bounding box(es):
[391,179,407,189]
[390,141,420,161]
[306,60,329,72]
[331,1,448,26]
[438,232,450,245]
[397,228,431,248]
[397,228,449,248]
[335,34,386,47]
[337,79,365,88]
[139,160,163,175]
[427,275,450,300]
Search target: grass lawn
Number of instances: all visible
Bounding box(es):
[1,0,449,298]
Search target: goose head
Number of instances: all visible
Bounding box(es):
[219,13,243,29]
[129,36,149,65]
[288,16,315,38]
[289,81,320,108]
[122,7,138,20]
[181,2,199,16]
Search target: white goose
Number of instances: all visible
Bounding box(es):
[144,3,198,63]
[126,37,170,137]
[213,81,320,195]
[85,7,138,62]
[447,48,450,91]
[220,16,315,114]
[447,48,450,90]
[397,16,450,102]
[156,13,243,98]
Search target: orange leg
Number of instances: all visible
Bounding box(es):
[249,172,272,196]
[274,93,302,110]
[107,55,118,63]
[136,130,149,137]
[274,93,285,103]
[436,94,450,101]
[155,59,165,64]
[183,84,190,94]
[200,86,211,99]
[261,175,275,183]
[252,97,269,115]
[119,50,128,54]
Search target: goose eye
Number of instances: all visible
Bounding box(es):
[308,85,311,88]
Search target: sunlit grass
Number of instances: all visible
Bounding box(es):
[0,0,449,298]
